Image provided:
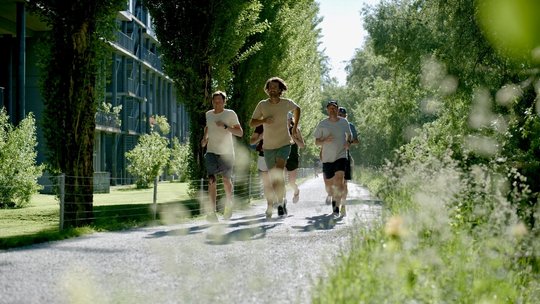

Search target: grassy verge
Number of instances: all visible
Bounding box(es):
[0,182,197,250]
[312,166,540,302]
[0,175,302,250]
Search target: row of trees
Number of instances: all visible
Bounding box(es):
[146,0,328,188]
[27,0,329,226]
[24,0,540,233]
[313,2,540,299]
[341,0,539,229]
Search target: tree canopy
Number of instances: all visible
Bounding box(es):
[146,0,326,185]
[345,0,540,229]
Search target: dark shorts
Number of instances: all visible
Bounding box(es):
[322,158,348,179]
[204,152,233,178]
[286,144,299,171]
[286,158,299,171]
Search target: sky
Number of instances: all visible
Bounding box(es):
[317,0,380,85]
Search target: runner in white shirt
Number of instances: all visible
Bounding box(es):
[201,91,243,222]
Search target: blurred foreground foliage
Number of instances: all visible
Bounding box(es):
[315,0,540,302]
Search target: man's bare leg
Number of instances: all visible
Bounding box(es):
[222,176,233,219]
[207,175,218,222]
[288,169,300,203]
[334,171,346,216]
[261,171,274,218]
[270,158,287,216]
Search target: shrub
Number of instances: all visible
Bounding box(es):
[125,116,171,188]
[168,138,190,182]
[0,109,44,208]
[314,149,540,302]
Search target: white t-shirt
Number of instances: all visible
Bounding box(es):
[313,117,352,163]
[251,98,298,150]
[205,109,240,156]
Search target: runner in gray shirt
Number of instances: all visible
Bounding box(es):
[313,100,351,217]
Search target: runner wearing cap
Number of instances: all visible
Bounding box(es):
[313,100,352,217]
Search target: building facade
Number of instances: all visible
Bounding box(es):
[0,0,189,186]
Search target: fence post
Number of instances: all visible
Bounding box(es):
[153,176,158,220]
[232,175,235,201]
[248,173,252,202]
[59,174,65,230]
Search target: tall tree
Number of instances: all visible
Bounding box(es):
[232,0,325,160]
[29,0,124,227]
[345,41,431,166]
[146,0,267,187]
[358,0,540,227]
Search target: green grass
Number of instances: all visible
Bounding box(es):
[312,166,540,302]
[0,182,197,249]
[0,175,302,250]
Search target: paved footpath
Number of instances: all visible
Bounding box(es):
[0,176,382,304]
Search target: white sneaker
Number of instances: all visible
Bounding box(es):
[293,190,300,204]
[223,204,233,220]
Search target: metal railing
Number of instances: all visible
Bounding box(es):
[51,168,314,230]
[24,168,316,231]
[115,30,134,53]
[141,47,162,71]
[95,111,121,129]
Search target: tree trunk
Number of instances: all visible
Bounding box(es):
[30,0,125,227]
[62,21,97,227]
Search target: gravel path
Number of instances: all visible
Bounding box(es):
[0,176,381,304]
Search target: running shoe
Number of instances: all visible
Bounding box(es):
[265,208,272,219]
[332,202,339,216]
[277,205,285,217]
[283,200,288,215]
[293,190,300,204]
[206,212,219,222]
[223,204,233,220]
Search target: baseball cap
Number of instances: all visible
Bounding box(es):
[326,100,338,108]
[338,107,347,115]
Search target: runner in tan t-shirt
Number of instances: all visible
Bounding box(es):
[250,77,300,218]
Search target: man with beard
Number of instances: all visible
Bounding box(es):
[250,77,301,219]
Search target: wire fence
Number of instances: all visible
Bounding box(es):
[0,168,317,233]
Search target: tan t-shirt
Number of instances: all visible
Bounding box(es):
[251,98,299,149]
[206,109,240,156]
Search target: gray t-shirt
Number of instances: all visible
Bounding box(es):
[313,117,351,163]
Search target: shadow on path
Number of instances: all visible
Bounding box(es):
[205,223,279,245]
[292,214,344,232]
[345,199,383,206]
[145,213,282,243]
